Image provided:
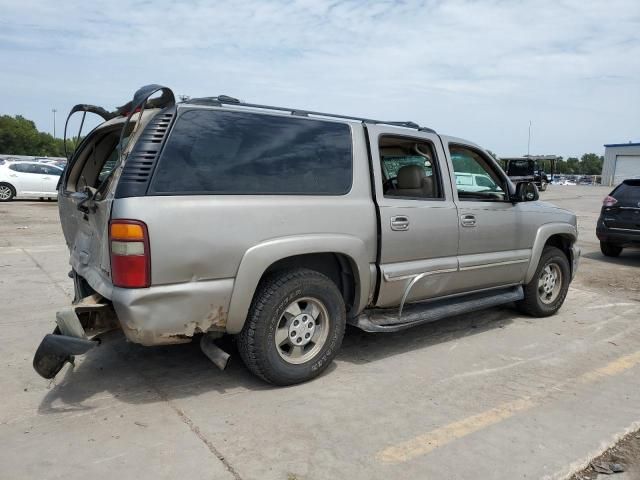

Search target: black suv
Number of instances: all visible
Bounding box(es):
[597,179,640,257]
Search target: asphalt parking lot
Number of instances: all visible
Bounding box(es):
[1,186,640,480]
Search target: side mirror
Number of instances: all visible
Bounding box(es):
[514,182,539,202]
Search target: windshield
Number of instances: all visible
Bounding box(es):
[507,160,533,176]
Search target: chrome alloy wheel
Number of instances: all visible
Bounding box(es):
[538,262,562,304]
[274,296,329,365]
[0,185,12,200]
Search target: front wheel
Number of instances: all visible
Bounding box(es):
[237,268,346,385]
[517,246,570,317]
[0,183,15,202]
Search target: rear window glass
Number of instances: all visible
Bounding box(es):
[612,180,640,202]
[506,160,532,176]
[150,109,353,195]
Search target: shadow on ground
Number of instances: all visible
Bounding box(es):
[38,305,517,414]
[582,249,640,266]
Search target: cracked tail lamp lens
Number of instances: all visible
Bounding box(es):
[109,220,150,288]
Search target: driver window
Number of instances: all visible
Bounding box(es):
[379,136,443,199]
[450,146,506,201]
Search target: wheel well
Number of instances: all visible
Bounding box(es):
[544,234,573,268]
[0,182,16,192]
[263,253,357,315]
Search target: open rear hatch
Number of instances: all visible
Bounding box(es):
[58,85,175,299]
[33,85,175,379]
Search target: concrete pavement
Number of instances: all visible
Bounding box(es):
[1,186,639,479]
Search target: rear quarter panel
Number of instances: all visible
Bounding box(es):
[110,121,377,334]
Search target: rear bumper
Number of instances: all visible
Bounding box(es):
[111,277,234,346]
[32,298,118,379]
[596,222,640,247]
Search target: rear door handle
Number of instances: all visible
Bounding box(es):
[391,215,410,231]
[460,214,476,227]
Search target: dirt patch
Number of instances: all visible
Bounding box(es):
[570,428,640,479]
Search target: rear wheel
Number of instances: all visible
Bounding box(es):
[237,268,346,385]
[0,183,15,202]
[600,241,622,257]
[517,246,570,317]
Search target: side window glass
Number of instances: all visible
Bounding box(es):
[450,146,506,201]
[379,136,443,199]
[9,164,24,173]
[33,164,49,174]
[150,110,352,195]
[43,165,62,176]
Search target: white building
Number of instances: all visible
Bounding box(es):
[601,143,640,186]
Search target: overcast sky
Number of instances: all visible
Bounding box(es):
[0,0,638,158]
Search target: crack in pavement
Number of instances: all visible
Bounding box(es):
[20,247,72,300]
[134,370,243,480]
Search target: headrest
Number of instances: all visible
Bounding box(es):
[397,165,424,189]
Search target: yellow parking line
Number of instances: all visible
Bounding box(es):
[377,397,534,464]
[579,350,640,383]
[376,351,640,464]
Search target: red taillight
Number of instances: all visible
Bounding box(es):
[109,219,150,288]
[603,196,618,207]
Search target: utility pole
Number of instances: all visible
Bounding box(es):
[52,109,57,138]
[527,120,531,156]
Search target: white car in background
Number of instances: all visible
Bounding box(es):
[0,161,63,201]
[454,172,500,192]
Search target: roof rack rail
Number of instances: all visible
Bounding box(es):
[184,96,436,134]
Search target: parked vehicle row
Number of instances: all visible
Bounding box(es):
[0,161,63,201]
[33,85,580,386]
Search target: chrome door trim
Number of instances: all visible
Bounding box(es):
[458,258,529,271]
[398,268,458,317]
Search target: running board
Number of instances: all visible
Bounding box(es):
[351,286,523,333]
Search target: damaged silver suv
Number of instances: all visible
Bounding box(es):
[34,85,580,385]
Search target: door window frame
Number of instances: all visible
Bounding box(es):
[446,141,512,203]
[369,128,454,206]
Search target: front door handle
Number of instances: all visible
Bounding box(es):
[391,215,410,231]
[460,214,476,227]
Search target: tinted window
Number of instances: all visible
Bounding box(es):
[150,110,352,195]
[612,180,640,203]
[506,160,533,176]
[38,165,62,175]
[10,163,37,173]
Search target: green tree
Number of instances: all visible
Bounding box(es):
[580,153,603,175]
[565,157,580,174]
[0,115,65,157]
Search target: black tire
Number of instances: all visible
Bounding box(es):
[600,241,622,257]
[0,182,16,202]
[517,246,570,317]
[237,268,346,386]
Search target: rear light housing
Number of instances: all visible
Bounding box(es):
[109,219,150,288]
[602,196,618,207]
